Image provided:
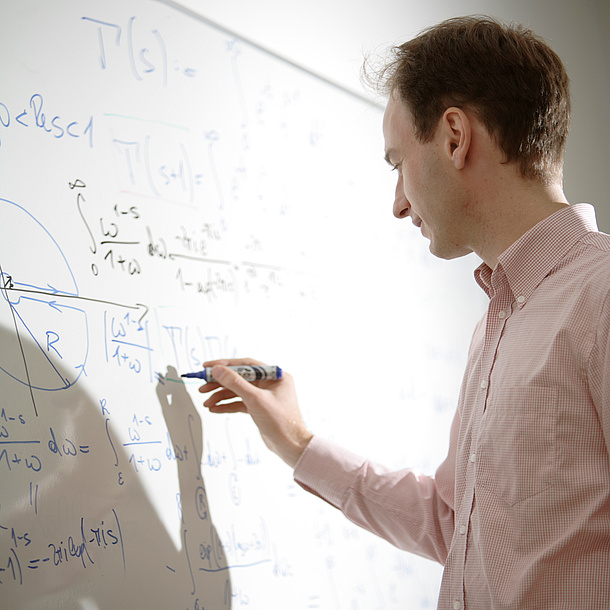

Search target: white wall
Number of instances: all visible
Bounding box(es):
[169,0,610,230]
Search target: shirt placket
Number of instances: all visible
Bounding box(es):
[449,269,514,610]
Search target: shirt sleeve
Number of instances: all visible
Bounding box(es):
[588,286,610,458]
[293,412,459,565]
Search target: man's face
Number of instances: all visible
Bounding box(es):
[382,93,472,260]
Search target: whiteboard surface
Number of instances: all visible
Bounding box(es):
[0,1,485,608]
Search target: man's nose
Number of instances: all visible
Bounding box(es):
[393,176,410,219]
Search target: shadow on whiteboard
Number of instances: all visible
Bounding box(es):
[0,325,232,609]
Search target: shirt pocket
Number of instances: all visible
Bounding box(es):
[475,385,558,506]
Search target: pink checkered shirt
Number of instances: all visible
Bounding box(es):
[295,204,610,609]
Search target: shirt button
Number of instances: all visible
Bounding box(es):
[459,525,467,535]
[454,602,462,610]
[470,453,477,463]
[517,295,525,304]
[480,379,488,390]
[498,310,506,319]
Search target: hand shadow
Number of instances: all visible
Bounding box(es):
[0,322,232,609]
[156,366,232,607]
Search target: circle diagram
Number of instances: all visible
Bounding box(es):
[0,197,89,391]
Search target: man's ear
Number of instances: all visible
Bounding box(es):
[442,107,471,170]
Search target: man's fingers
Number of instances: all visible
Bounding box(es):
[203,387,237,407]
[207,401,247,414]
[202,357,266,367]
[198,381,222,393]
[210,365,261,400]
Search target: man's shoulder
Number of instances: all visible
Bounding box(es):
[549,230,610,293]
[560,231,610,301]
[576,231,610,277]
[580,230,610,254]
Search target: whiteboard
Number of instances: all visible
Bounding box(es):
[0,1,486,608]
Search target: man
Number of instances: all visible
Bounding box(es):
[200,16,610,609]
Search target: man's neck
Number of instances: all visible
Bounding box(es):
[474,179,569,269]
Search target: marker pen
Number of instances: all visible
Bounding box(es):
[181,365,282,383]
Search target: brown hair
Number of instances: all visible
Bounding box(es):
[365,16,571,182]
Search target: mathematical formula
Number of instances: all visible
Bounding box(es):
[0,1,451,608]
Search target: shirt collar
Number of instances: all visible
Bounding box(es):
[474,203,599,301]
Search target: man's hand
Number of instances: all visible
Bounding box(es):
[199,358,313,468]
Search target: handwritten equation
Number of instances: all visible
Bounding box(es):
[0,1,446,608]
